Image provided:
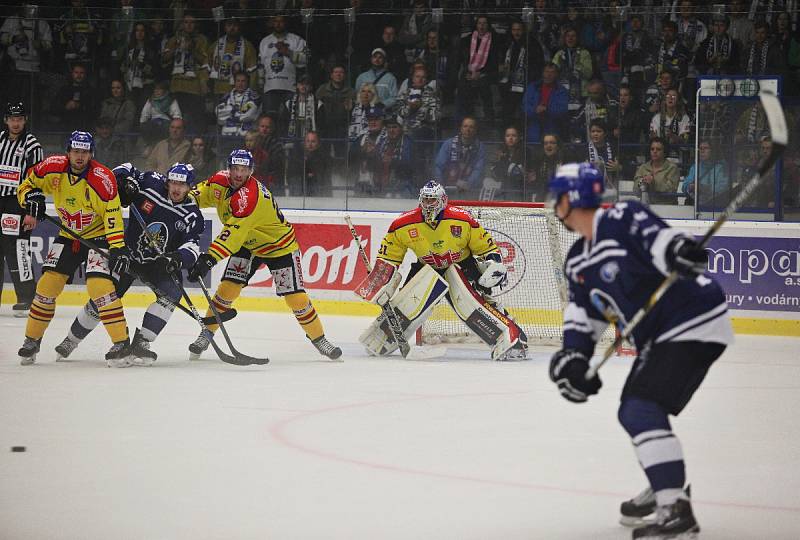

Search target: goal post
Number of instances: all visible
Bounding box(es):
[416,200,622,347]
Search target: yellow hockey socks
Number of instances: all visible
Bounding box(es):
[205,280,243,333]
[285,292,323,340]
[26,272,69,340]
[87,277,128,344]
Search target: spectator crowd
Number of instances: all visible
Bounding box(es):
[1,0,799,209]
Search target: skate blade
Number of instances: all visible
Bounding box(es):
[130,357,155,367]
[634,530,698,540]
[188,351,202,361]
[19,356,35,366]
[13,311,29,319]
[106,356,133,368]
[620,515,655,528]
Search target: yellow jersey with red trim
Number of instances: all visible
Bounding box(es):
[17,155,124,248]
[378,205,499,269]
[193,171,298,262]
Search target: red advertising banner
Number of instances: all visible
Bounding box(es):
[249,222,371,290]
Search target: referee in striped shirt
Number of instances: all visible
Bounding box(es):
[1,102,43,316]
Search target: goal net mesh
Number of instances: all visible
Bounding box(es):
[417,202,615,346]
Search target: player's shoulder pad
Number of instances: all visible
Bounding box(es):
[32,154,69,176]
[85,161,118,201]
[442,205,480,227]
[389,207,423,232]
[229,177,259,218]
[206,170,231,188]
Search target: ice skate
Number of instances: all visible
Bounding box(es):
[105,339,132,368]
[12,302,30,318]
[55,336,80,361]
[18,337,41,366]
[310,335,342,361]
[632,498,699,539]
[130,328,157,367]
[621,485,691,527]
[189,329,213,360]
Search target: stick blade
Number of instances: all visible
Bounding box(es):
[759,90,788,146]
[405,346,448,360]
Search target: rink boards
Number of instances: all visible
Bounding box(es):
[2,206,799,337]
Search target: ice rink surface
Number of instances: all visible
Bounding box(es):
[1,306,799,540]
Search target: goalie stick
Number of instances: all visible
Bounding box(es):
[128,204,268,366]
[344,215,446,360]
[586,89,788,380]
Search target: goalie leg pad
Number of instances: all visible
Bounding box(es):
[359,265,449,356]
[443,265,528,361]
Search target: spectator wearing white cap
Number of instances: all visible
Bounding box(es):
[355,48,399,110]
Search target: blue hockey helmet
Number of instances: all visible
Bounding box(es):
[167,162,197,187]
[227,148,254,170]
[547,162,604,209]
[419,179,448,224]
[66,130,95,153]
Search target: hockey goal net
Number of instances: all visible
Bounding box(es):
[416,201,619,348]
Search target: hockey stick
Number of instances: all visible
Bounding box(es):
[586,90,788,379]
[128,204,267,366]
[345,216,447,360]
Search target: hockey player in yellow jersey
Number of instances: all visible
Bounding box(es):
[355,180,528,360]
[17,131,132,367]
[186,149,342,360]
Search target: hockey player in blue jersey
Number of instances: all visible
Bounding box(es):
[546,163,734,539]
[54,162,205,366]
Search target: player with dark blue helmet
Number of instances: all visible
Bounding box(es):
[547,163,733,539]
[54,162,204,366]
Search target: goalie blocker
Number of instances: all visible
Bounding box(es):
[356,259,528,361]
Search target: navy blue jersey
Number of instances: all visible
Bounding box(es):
[113,163,204,268]
[562,200,733,356]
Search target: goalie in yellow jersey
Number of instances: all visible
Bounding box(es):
[17,131,132,367]
[186,149,342,360]
[355,180,528,361]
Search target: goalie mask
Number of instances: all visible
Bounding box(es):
[419,180,448,225]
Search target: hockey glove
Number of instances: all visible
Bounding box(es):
[187,253,216,282]
[549,349,602,403]
[478,259,508,289]
[156,251,183,275]
[123,175,140,198]
[109,245,131,277]
[668,236,707,278]
[24,188,46,220]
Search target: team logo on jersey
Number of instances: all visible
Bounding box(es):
[135,222,168,262]
[270,50,285,73]
[93,168,115,194]
[421,250,460,268]
[408,228,419,239]
[237,187,250,213]
[65,197,76,207]
[175,220,187,232]
[450,225,462,238]
[433,240,444,248]
[600,261,620,283]
[58,208,94,231]
[141,200,155,214]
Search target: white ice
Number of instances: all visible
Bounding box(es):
[1,306,799,540]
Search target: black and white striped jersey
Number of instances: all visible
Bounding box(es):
[0,130,43,198]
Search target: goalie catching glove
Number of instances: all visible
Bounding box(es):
[549,349,602,403]
[477,253,508,289]
[355,258,402,306]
